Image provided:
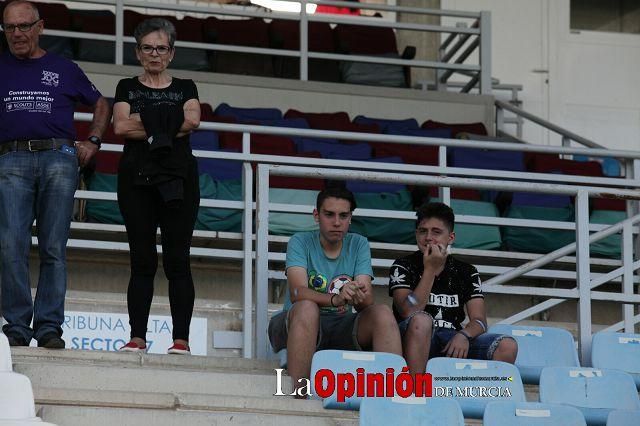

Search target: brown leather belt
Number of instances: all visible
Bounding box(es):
[0,138,75,155]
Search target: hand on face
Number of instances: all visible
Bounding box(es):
[416,217,452,272]
[423,243,447,272]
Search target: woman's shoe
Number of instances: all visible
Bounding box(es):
[167,343,190,355]
[119,341,147,353]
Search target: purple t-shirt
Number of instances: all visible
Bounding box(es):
[0,51,102,143]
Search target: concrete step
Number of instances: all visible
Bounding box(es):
[14,348,521,426]
[13,349,285,399]
[34,387,359,426]
[40,406,359,426]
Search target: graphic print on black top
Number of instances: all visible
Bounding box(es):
[114,77,198,115]
[388,252,483,330]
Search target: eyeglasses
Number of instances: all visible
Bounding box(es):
[138,44,172,55]
[1,19,41,33]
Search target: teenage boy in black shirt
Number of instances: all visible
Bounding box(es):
[389,202,517,375]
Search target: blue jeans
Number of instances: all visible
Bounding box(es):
[0,149,78,342]
[398,315,510,361]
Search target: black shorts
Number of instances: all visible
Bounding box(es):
[268,305,363,353]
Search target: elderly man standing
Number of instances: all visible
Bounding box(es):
[0,0,111,348]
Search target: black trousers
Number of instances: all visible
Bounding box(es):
[117,155,199,341]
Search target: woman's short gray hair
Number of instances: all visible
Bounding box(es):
[134,18,176,47]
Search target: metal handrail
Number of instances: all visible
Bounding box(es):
[495,99,606,149]
[46,0,490,91]
[71,111,640,359]
[255,164,640,361]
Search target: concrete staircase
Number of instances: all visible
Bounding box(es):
[11,347,545,425]
[13,348,360,426]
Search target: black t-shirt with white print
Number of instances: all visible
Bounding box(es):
[388,252,483,330]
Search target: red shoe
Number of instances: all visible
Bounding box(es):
[119,341,147,353]
[167,343,190,355]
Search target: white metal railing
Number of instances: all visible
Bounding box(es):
[255,164,640,362]
[40,0,493,93]
[70,112,640,361]
[495,99,605,149]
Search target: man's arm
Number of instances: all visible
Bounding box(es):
[288,266,335,308]
[462,298,487,338]
[392,269,435,319]
[76,96,112,166]
[88,96,111,139]
[392,244,446,319]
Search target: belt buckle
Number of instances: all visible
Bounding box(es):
[27,140,36,152]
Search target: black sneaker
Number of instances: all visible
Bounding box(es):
[37,333,65,349]
[5,333,28,347]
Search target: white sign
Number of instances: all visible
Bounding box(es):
[28,311,208,356]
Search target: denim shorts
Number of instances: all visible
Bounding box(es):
[268,307,362,353]
[398,313,511,360]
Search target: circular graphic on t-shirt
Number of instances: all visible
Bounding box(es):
[329,275,352,294]
[308,271,328,292]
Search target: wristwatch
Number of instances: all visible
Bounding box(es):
[88,135,102,149]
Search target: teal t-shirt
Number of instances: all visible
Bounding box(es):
[283,231,373,313]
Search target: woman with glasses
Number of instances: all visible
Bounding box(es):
[112,18,201,355]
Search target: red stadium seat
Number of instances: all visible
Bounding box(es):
[204,17,273,77]
[269,19,340,82]
[422,120,488,137]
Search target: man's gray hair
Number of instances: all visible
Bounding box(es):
[134,18,176,47]
[3,0,40,21]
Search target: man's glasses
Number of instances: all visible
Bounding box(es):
[1,19,41,33]
[138,44,172,55]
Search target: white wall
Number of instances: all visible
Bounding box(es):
[442,0,640,152]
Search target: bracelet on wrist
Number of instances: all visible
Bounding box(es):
[330,293,337,307]
[458,330,472,341]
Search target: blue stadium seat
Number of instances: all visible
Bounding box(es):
[359,396,464,426]
[398,127,453,138]
[510,192,571,208]
[502,202,575,253]
[601,158,622,177]
[539,367,640,426]
[190,130,220,151]
[295,138,371,160]
[310,350,407,410]
[268,188,318,236]
[197,151,242,181]
[426,358,526,419]
[214,103,283,122]
[484,401,586,426]
[449,147,525,173]
[353,115,419,134]
[591,332,640,389]
[196,176,242,232]
[346,157,406,193]
[254,118,310,129]
[488,324,580,384]
[606,409,640,426]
